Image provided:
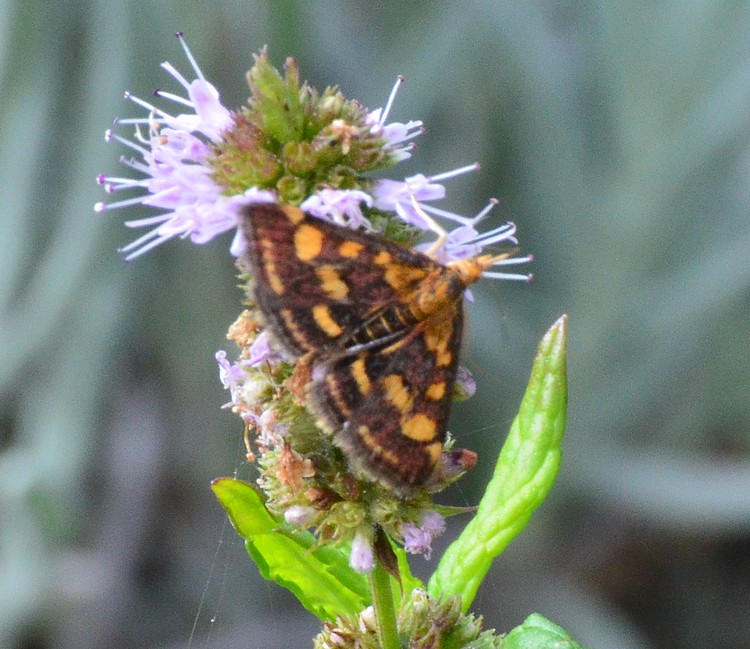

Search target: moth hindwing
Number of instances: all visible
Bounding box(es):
[241,203,489,495]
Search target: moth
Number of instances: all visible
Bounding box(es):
[241,203,500,495]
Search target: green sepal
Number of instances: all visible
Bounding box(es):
[431,503,477,518]
[211,477,369,621]
[427,315,569,610]
[246,48,305,145]
[503,613,591,649]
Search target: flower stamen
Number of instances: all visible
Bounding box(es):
[123,91,171,120]
[376,75,404,131]
[428,162,480,184]
[152,89,193,108]
[175,31,205,81]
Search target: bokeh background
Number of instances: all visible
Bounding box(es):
[3,1,750,648]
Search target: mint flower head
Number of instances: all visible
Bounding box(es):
[97,33,532,572]
[96,32,531,272]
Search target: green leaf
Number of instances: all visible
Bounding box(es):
[502,613,591,649]
[211,477,369,621]
[427,315,568,610]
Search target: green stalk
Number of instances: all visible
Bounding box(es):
[369,560,400,649]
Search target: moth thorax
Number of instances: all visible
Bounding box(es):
[412,257,490,318]
[413,271,466,318]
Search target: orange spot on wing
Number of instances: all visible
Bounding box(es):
[383,264,428,292]
[282,205,305,224]
[312,304,343,337]
[425,382,446,401]
[316,265,349,300]
[373,251,392,265]
[339,240,364,258]
[294,224,324,261]
[350,356,371,395]
[382,374,412,413]
[401,413,437,442]
[425,441,443,464]
[424,321,455,367]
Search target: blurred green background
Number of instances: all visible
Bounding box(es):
[2,1,750,648]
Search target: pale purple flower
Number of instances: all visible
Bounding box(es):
[420,510,445,536]
[401,510,445,560]
[372,166,532,277]
[371,174,446,229]
[415,219,524,266]
[401,524,432,559]
[454,366,477,400]
[216,349,272,412]
[300,189,374,229]
[95,33,275,260]
[349,530,375,573]
[284,505,318,526]
[257,408,289,448]
[417,223,483,261]
[216,350,249,407]
[366,76,423,160]
[247,330,283,366]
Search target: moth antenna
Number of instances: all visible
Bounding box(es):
[409,194,447,258]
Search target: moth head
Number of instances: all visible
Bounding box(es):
[447,254,505,286]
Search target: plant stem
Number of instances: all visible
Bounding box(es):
[369,560,400,649]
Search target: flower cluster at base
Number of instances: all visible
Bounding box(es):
[315,589,503,649]
[217,311,461,573]
[98,34,531,573]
